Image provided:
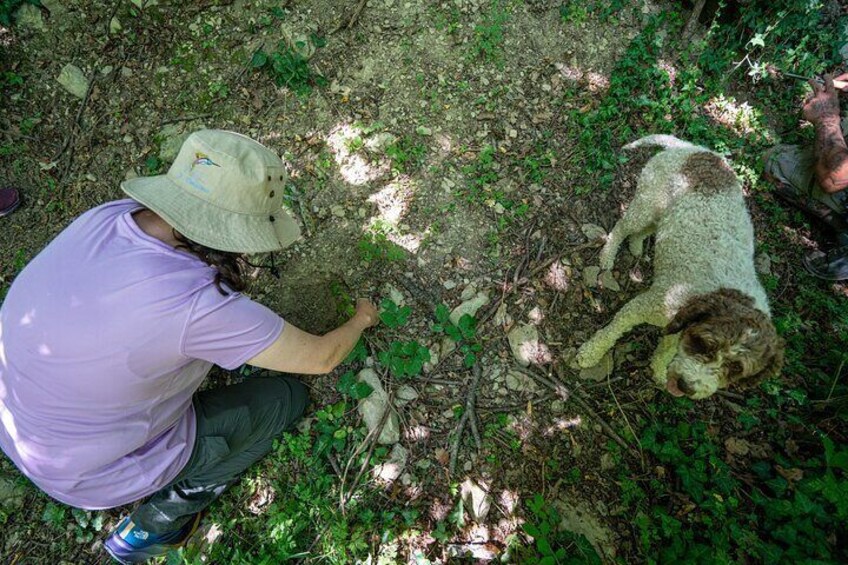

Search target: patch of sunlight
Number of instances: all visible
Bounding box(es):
[499,489,520,514]
[544,261,570,291]
[204,523,224,545]
[405,425,430,442]
[544,416,583,436]
[554,63,610,92]
[38,344,51,356]
[20,310,34,326]
[518,340,553,365]
[326,123,385,186]
[703,94,762,136]
[366,178,428,252]
[434,132,454,157]
[657,59,678,85]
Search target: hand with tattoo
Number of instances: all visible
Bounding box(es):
[803,74,841,125]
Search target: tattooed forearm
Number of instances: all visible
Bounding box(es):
[814,118,848,193]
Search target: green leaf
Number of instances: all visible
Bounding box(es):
[435,303,450,323]
[537,537,554,556]
[251,51,268,68]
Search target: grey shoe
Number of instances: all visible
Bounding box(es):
[803,246,848,281]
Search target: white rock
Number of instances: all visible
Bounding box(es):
[356,369,400,445]
[383,283,405,306]
[372,444,408,483]
[505,370,538,393]
[460,283,478,301]
[460,479,491,522]
[581,223,607,242]
[443,279,457,290]
[508,324,551,367]
[394,385,419,406]
[14,4,45,31]
[57,64,89,99]
[449,292,489,325]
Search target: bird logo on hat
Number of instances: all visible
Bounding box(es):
[191,152,220,170]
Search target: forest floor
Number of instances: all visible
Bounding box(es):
[1,1,847,564]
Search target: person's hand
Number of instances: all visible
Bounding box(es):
[803,74,841,124]
[834,72,848,92]
[352,298,379,329]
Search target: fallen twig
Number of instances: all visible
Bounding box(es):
[448,363,484,475]
[339,388,395,510]
[330,0,369,34]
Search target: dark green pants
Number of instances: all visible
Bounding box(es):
[131,374,309,534]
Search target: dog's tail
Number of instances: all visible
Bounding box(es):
[623,134,702,152]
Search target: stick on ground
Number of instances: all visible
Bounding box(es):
[448,363,484,475]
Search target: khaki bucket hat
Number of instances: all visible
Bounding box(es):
[121,129,301,253]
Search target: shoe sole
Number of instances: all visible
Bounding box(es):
[104,513,204,564]
[0,197,20,217]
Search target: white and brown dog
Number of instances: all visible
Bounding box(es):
[576,135,783,399]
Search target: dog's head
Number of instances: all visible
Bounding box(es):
[663,289,783,399]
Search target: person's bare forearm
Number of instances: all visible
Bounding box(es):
[814,117,848,193]
[319,315,370,372]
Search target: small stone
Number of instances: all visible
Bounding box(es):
[449,292,489,325]
[583,266,601,288]
[57,64,90,99]
[443,279,457,290]
[394,385,419,406]
[508,324,552,366]
[124,168,138,181]
[356,369,400,444]
[599,270,620,292]
[100,65,114,76]
[460,283,478,301]
[493,202,505,214]
[460,479,491,522]
[416,125,432,136]
[14,4,45,31]
[580,223,607,242]
[383,283,405,306]
[372,444,408,483]
[755,253,772,276]
[508,128,518,138]
[330,205,345,218]
[505,370,538,393]
[578,350,614,381]
[493,302,512,327]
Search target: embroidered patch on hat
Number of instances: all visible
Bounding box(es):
[191,152,221,170]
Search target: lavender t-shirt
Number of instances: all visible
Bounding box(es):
[0,199,284,509]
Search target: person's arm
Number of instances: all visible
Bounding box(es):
[247,299,379,375]
[803,74,848,193]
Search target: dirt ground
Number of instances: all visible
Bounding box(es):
[3,0,840,563]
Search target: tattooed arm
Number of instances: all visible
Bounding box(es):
[803,74,848,194]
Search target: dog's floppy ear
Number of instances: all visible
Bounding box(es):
[665,289,754,335]
[735,338,785,390]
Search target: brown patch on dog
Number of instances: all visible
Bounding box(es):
[665,288,784,390]
[681,152,739,195]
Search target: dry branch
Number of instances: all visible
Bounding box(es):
[448,363,484,475]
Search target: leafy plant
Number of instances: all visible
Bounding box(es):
[385,135,427,174]
[252,37,327,96]
[377,340,430,379]
[432,305,483,367]
[358,229,405,263]
[337,371,373,401]
[517,494,602,564]
[472,1,509,65]
[379,299,411,329]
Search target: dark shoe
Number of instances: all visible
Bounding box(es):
[104,512,203,564]
[803,246,848,281]
[0,187,20,217]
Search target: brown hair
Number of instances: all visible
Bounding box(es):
[173,230,247,294]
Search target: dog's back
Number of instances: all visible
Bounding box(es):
[626,135,769,314]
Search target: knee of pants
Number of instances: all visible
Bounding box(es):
[255,376,309,436]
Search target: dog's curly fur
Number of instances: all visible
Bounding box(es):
[576,135,784,399]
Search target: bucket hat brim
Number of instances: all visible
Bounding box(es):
[121,174,301,254]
